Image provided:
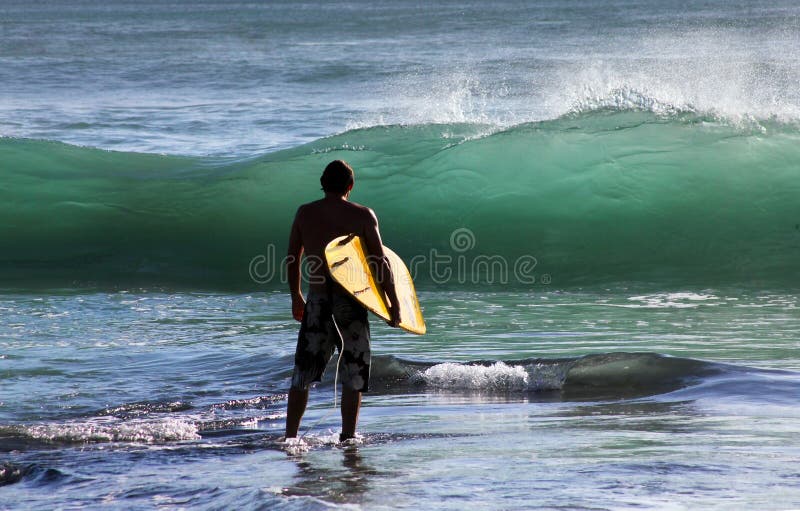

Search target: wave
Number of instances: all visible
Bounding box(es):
[371,352,800,404]
[0,411,278,449]
[0,462,72,487]
[2,107,800,289]
[370,352,725,395]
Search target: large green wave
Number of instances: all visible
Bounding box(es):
[2,110,799,289]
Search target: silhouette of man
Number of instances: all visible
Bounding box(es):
[285,160,400,442]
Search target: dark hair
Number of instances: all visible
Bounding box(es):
[320,160,354,195]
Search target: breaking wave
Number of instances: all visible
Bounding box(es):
[2,105,800,289]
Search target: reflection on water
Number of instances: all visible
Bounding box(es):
[282,445,385,505]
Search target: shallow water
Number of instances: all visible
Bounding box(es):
[2,289,799,509]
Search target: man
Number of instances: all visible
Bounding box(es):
[285,159,401,442]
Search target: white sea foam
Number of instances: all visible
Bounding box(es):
[23,417,200,443]
[415,362,515,391]
[415,361,571,391]
[281,431,363,455]
[419,362,528,390]
[625,292,721,309]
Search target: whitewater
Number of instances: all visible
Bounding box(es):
[2,1,800,510]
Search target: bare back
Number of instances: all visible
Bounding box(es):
[288,196,383,292]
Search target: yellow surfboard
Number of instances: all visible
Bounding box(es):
[324,234,426,335]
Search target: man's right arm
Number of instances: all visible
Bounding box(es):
[287,207,305,321]
[361,209,401,327]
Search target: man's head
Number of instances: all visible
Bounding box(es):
[320,160,354,196]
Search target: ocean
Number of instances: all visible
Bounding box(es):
[1,1,800,509]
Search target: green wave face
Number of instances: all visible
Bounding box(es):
[2,111,799,289]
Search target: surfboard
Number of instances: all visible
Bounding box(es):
[324,234,426,335]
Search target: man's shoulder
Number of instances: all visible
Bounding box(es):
[295,199,325,215]
[301,199,327,208]
[346,201,376,219]
[295,199,376,226]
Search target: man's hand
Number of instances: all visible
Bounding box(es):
[387,302,401,328]
[292,293,305,322]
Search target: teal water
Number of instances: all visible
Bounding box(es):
[3,112,800,288]
[2,0,800,509]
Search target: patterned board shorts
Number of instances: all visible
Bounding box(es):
[290,287,371,392]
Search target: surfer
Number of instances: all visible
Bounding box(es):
[285,159,401,442]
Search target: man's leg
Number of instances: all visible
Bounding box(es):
[340,386,362,441]
[285,387,309,438]
[332,291,369,442]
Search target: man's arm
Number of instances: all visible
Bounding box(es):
[361,209,401,327]
[287,207,305,321]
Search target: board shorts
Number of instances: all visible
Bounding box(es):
[290,286,371,392]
